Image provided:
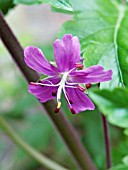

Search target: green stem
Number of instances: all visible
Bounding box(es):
[0,11,96,170]
[0,116,68,170]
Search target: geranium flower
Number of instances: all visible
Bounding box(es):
[24,34,112,114]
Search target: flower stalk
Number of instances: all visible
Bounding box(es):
[97,83,111,169]
[0,116,69,170]
[0,11,96,170]
[101,114,112,169]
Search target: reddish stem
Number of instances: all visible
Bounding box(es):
[101,114,111,169]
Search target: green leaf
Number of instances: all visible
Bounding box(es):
[122,155,128,167]
[51,6,73,14]
[112,140,128,165]
[14,0,73,11]
[58,0,128,88]
[81,110,106,169]
[40,44,54,60]
[13,0,40,5]
[124,128,128,136]
[0,0,15,14]
[39,0,73,11]
[89,88,128,128]
[110,154,128,170]
[110,164,128,170]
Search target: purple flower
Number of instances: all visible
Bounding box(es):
[24,34,112,114]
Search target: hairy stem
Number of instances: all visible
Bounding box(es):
[101,114,111,169]
[0,11,96,170]
[0,116,69,170]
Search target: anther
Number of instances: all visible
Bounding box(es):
[69,100,73,104]
[77,85,85,92]
[70,108,76,114]
[30,82,38,86]
[55,101,61,113]
[55,108,60,113]
[86,83,92,89]
[76,63,83,69]
[52,92,56,96]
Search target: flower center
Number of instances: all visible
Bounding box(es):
[57,72,68,103]
[30,66,91,114]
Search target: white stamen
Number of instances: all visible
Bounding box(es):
[63,86,72,108]
[65,85,77,88]
[45,80,56,85]
[66,81,78,85]
[37,82,59,87]
[34,67,79,110]
[68,67,76,73]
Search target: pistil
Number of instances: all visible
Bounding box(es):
[56,72,68,102]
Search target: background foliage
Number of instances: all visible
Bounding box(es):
[0,0,128,170]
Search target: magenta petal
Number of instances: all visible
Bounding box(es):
[69,65,112,84]
[53,34,81,72]
[66,88,95,114]
[24,46,59,76]
[28,77,60,102]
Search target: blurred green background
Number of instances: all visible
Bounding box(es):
[0,2,128,170]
